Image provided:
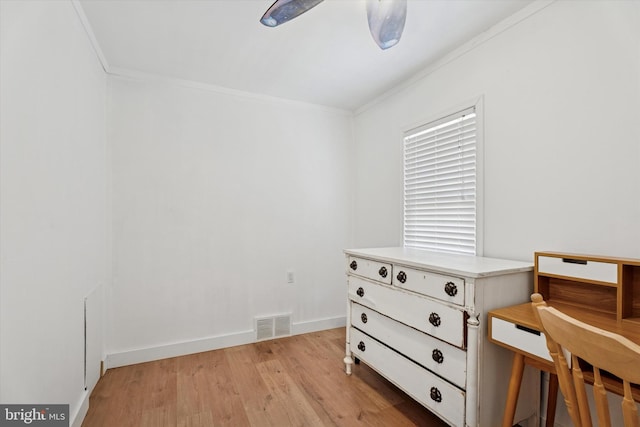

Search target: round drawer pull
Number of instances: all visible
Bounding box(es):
[361,313,368,323]
[357,341,366,352]
[356,287,365,297]
[378,266,388,278]
[350,260,358,271]
[396,271,407,283]
[430,387,442,403]
[429,312,441,327]
[432,349,444,364]
[444,281,458,297]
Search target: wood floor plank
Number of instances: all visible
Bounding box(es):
[82,328,449,427]
[256,337,338,426]
[255,358,324,426]
[177,350,250,426]
[267,333,390,425]
[141,406,177,427]
[177,411,214,427]
[224,343,293,426]
[276,331,405,416]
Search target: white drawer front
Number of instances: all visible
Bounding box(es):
[347,256,392,285]
[491,317,551,362]
[350,328,465,427]
[537,255,617,284]
[348,276,465,348]
[351,303,467,389]
[392,265,465,306]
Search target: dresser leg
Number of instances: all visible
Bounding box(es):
[344,335,354,375]
[345,297,355,375]
[344,355,354,375]
[502,353,525,427]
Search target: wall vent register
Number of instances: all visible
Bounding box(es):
[255,314,291,341]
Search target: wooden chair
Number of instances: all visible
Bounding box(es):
[531,293,640,427]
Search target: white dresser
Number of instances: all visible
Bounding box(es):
[343,247,536,427]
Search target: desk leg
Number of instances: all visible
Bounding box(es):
[546,373,558,427]
[502,353,525,427]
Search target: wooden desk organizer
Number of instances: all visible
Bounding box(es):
[534,251,640,325]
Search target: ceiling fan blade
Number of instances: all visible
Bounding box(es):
[260,0,325,27]
[366,0,407,49]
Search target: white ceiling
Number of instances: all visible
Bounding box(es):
[78,0,534,111]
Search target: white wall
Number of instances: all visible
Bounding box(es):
[353,0,640,262]
[106,76,353,364]
[0,1,108,425]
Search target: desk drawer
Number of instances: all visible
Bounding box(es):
[490,317,551,362]
[347,256,392,285]
[351,303,466,388]
[537,255,617,284]
[349,276,465,348]
[350,327,464,427]
[392,265,465,306]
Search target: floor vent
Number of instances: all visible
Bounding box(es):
[255,314,291,341]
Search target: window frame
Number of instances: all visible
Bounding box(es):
[401,97,484,256]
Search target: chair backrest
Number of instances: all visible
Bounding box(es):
[531,293,640,427]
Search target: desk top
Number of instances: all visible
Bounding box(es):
[489,301,640,345]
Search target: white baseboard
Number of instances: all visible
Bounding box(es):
[105,316,346,369]
[105,330,256,369]
[71,389,90,427]
[292,315,346,335]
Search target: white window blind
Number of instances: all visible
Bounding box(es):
[403,107,477,255]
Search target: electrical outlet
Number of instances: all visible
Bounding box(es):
[286,270,295,284]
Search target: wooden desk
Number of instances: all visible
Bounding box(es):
[489,250,640,427]
[489,303,557,427]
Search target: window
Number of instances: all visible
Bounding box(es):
[403,106,480,255]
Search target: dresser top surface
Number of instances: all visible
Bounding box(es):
[344,247,533,278]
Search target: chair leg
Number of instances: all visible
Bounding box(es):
[546,373,558,427]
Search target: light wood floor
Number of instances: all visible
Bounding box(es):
[82,328,448,427]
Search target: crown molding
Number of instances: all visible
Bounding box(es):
[71,0,110,73]
[108,66,353,116]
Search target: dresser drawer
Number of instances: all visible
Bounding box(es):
[537,255,617,284]
[348,276,465,348]
[490,317,551,363]
[350,327,465,427]
[351,303,466,388]
[392,265,465,306]
[347,256,392,285]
